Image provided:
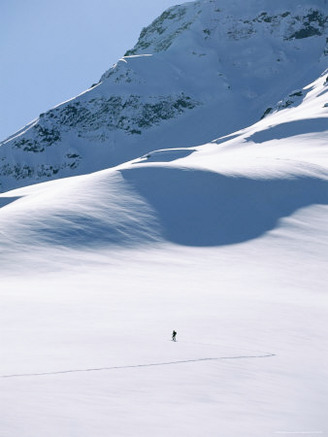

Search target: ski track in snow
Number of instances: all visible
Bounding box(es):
[0,353,276,379]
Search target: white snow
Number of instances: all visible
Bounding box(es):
[1,1,328,435]
[0,66,328,436]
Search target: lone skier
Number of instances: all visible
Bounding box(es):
[172,330,177,342]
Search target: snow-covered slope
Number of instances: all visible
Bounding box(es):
[1,69,327,252]
[1,2,328,436]
[0,65,327,436]
[1,0,328,191]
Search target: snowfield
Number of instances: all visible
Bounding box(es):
[1,0,328,435]
[1,245,327,437]
[1,69,328,436]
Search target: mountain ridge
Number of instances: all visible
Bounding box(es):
[1,0,328,191]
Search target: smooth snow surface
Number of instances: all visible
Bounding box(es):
[1,66,328,436]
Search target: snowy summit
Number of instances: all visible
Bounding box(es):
[1,0,328,191]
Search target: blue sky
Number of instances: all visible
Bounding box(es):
[0,0,180,141]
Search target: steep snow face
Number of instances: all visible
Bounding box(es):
[1,0,328,191]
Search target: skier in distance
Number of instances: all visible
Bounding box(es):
[172,330,177,342]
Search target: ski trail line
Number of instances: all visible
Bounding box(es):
[1,354,275,379]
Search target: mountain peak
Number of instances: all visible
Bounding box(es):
[1,0,328,191]
[123,0,328,56]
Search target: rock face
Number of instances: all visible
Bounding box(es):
[1,0,328,191]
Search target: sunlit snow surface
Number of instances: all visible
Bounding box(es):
[1,68,328,437]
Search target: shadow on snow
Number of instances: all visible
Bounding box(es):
[246,118,328,143]
[121,166,328,247]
